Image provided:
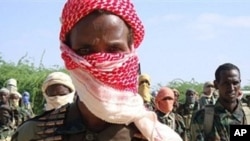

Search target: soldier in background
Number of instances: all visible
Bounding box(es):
[21,91,34,117]
[42,71,76,111]
[176,88,200,140]
[199,81,216,109]
[0,88,10,107]
[9,91,32,127]
[190,63,246,141]
[242,94,250,107]
[0,105,14,141]
[5,78,18,94]
[5,78,34,120]
[0,88,14,141]
[138,73,155,111]
[155,87,187,141]
[172,88,181,112]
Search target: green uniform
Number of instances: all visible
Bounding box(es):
[199,95,217,109]
[156,110,186,141]
[11,107,32,127]
[176,102,199,128]
[176,101,199,141]
[11,102,147,141]
[190,100,246,141]
[0,105,15,141]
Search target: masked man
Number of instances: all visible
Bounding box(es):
[42,71,76,111]
[9,91,32,127]
[11,0,182,140]
[199,81,216,109]
[155,87,187,141]
[138,74,155,111]
[176,89,200,140]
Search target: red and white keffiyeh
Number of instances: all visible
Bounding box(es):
[59,0,182,140]
[61,43,142,123]
[60,43,182,141]
[60,0,144,48]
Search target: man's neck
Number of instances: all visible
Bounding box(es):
[219,98,238,113]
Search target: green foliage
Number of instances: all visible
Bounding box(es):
[1,53,250,115]
[243,85,250,90]
[0,54,66,115]
[166,78,203,103]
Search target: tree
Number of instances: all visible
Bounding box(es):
[165,78,203,103]
[0,54,66,114]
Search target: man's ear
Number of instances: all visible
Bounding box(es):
[213,80,218,89]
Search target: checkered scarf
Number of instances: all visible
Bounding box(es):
[60,0,144,48]
[61,43,139,94]
[60,43,182,141]
[59,0,182,140]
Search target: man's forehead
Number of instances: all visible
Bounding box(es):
[220,70,240,80]
[220,69,240,76]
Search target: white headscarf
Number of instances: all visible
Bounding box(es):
[42,72,75,111]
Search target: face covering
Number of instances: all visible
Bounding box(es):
[155,87,175,114]
[60,43,182,141]
[138,83,151,102]
[9,99,19,108]
[61,43,142,121]
[44,92,75,111]
[186,96,196,104]
[22,95,30,105]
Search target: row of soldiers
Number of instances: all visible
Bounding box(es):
[1,63,248,141]
[137,74,203,141]
[0,72,77,141]
[138,66,249,141]
[0,79,34,141]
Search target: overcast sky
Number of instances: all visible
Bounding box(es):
[0,0,249,88]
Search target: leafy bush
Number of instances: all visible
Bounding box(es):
[0,54,66,114]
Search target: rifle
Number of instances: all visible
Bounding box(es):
[138,63,141,75]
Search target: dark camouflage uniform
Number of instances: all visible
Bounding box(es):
[11,102,147,141]
[155,110,186,141]
[176,102,199,128]
[0,104,31,140]
[199,95,217,109]
[190,100,247,141]
[11,106,32,127]
[0,105,15,141]
[176,101,199,141]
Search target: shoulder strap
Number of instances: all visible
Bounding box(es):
[204,105,214,136]
[241,103,250,124]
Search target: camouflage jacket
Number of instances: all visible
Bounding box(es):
[176,101,200,130]
[155,110,186,141]
[190,100,246,141]
[0,104,15,140]
[11,107,32,127]
[199,95,217,109]
[11,102,147,141]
